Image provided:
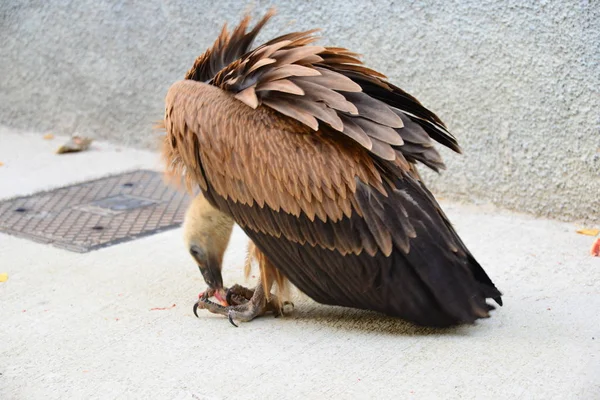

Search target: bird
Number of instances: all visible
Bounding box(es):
[162,9,502,327]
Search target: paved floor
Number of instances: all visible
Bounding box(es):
[1,127,599,399]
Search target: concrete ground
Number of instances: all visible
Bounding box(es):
[0,126,599,400]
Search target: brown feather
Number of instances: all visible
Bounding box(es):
[341,91,403,128]
[256,79,305,95]
[262,98,320,130]
[234,86,259,108]
[274,46,326,66]
[279,95,344,131]
[306,67,362,92]
[294,80,358,114]
[261,64,322,82]
[248,57,277,73]
[353,117,404,146]
[339,115,373,149]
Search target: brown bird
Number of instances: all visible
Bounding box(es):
[163,10,502,327]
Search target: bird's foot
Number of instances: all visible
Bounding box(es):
[193,283,294,326]
[225,284,255,305]
[193,293,271,326]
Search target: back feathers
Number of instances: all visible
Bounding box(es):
[183,9,459,172]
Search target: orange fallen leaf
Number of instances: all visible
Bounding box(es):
[0,273,8,282]
[577,228,599,236]
[591,238,600,257]
[43,133,54,140]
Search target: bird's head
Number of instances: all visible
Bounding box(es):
[188,242,227,305]
[183,194,234,306]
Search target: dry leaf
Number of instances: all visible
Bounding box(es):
[43,133,55,140]
[576,228,599,237]
[56,136,93,154]
[0,273,8,282]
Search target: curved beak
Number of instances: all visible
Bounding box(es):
[199,262,228,306]
[190,244,228,306]
[198,255,224,290]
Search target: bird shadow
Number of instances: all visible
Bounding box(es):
[276,301,476,337]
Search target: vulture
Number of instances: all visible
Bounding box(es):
[163,10,502,327]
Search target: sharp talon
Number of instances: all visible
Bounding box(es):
[228,312,239,327]
[193,302,200,318]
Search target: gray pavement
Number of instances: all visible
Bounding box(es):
[0,127,598,399]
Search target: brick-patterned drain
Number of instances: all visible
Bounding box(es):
[0,170,191,252]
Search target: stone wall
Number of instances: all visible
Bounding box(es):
[1,1,598,223]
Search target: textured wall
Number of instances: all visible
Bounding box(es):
[1,0,599,223]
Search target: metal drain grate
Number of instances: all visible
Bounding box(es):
[0,170,191,252]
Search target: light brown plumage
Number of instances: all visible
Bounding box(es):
[164,10,502,327]
[183,193,234,264]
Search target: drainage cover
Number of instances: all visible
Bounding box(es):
[0,170,191,252]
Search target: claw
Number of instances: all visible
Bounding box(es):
[228,311,239,327]
[193,301,200,318]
